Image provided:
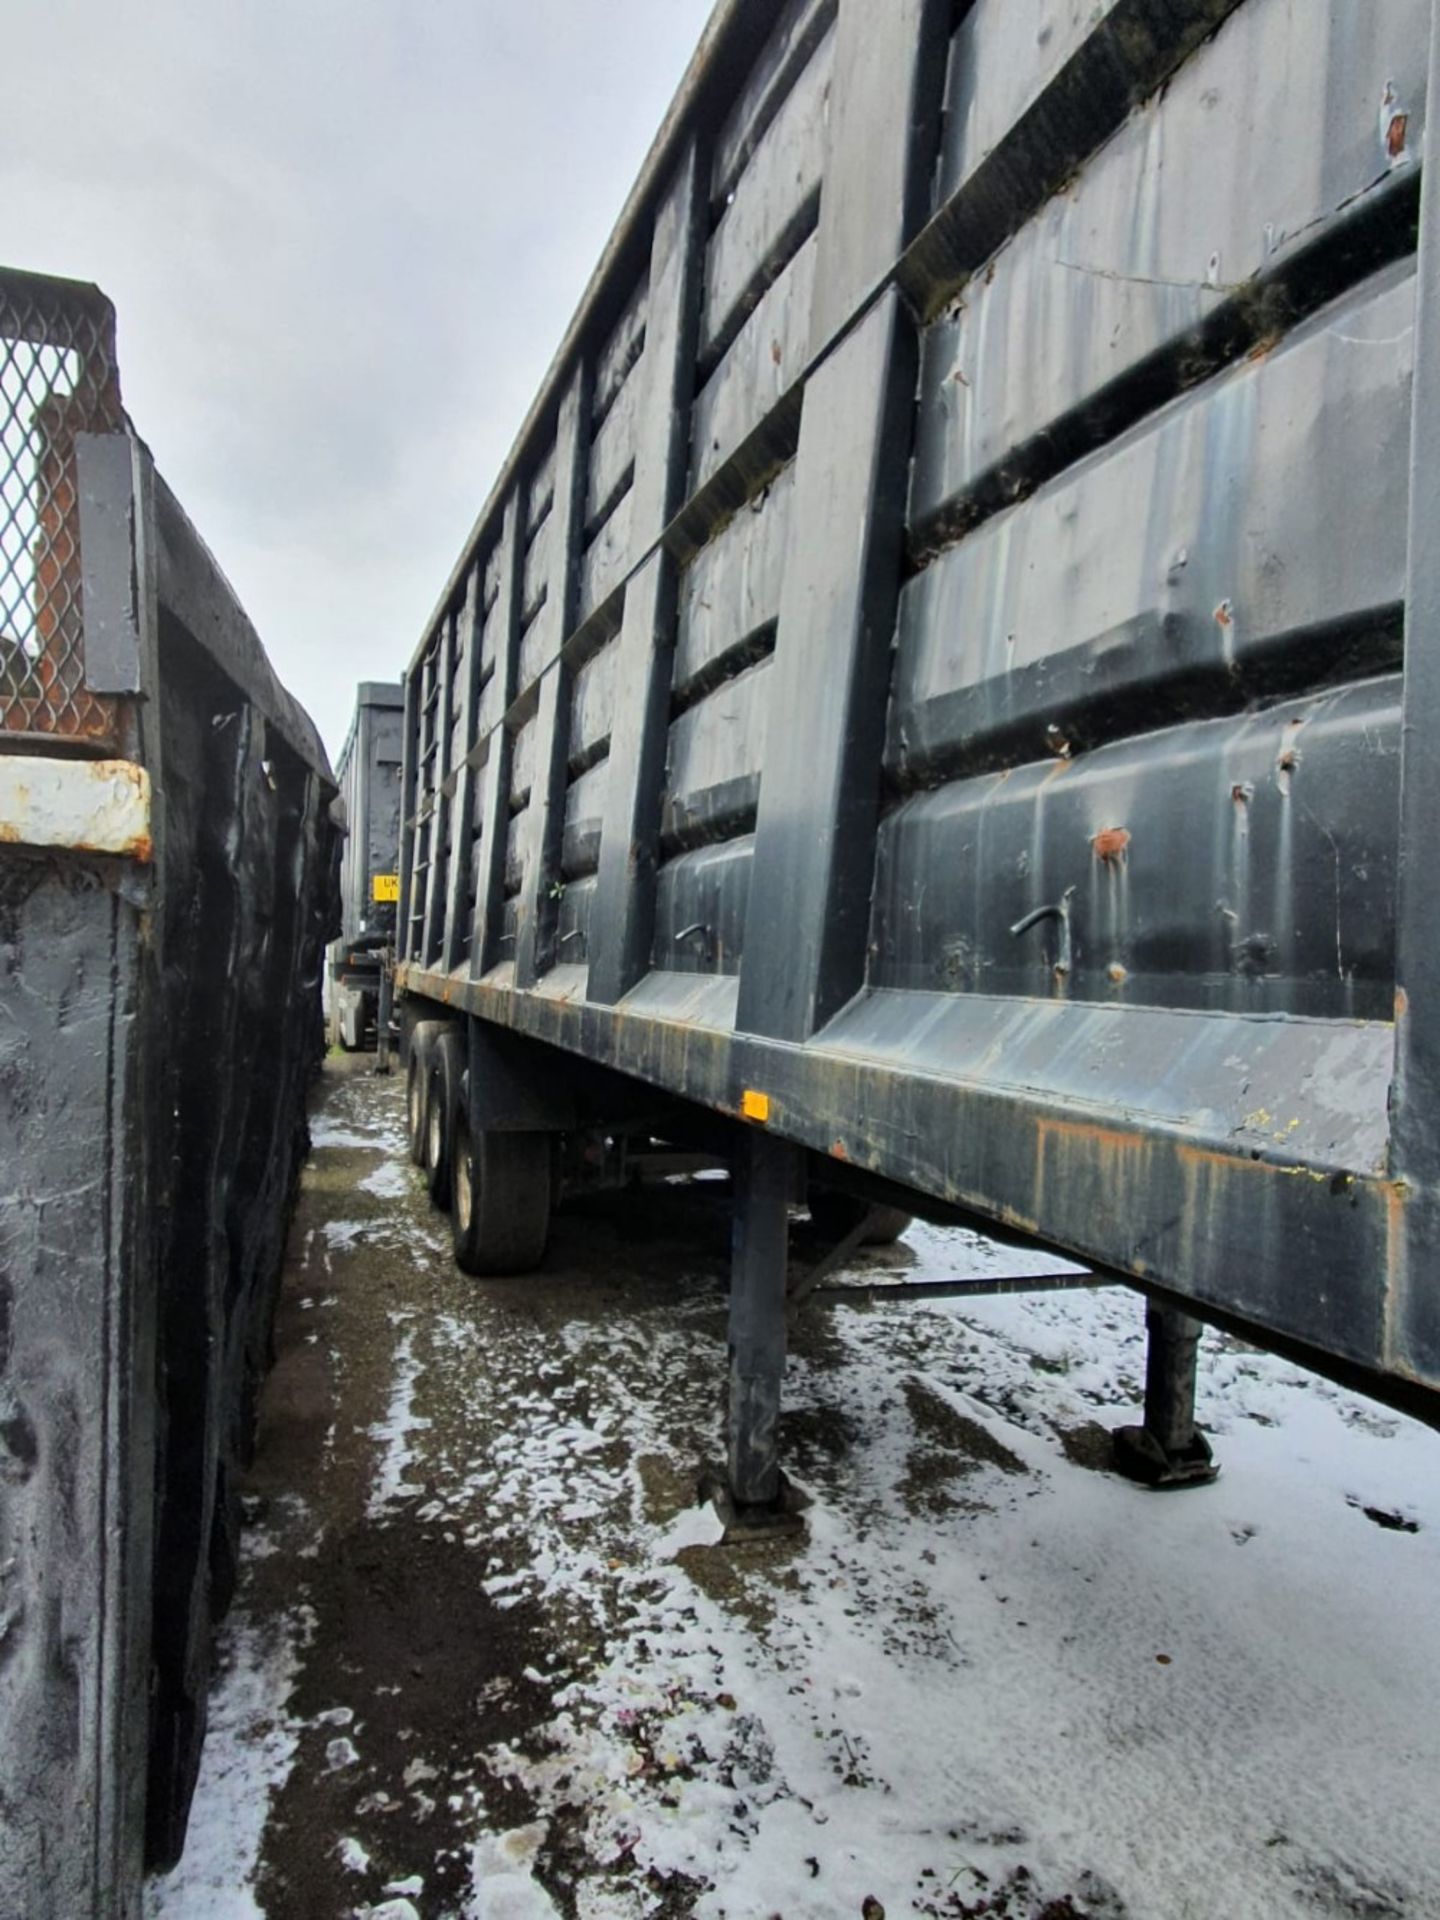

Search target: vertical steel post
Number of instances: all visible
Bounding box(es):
[472,494,525,975]
[734,289,916,1042]
[420,609,456,965]
[374,958,393,1075]
[1142,1306,1202,1455]
[354,702,372,956]
[395,671,420,969]
[735,0,946,1046]
[727,1130,797,1508]
[722,1,948,1514]
[442,567,485,973]
[516,364,590,988]
[587,140,705,1005]
[1389,0,1440,1387]
[804,0,950,359]
[1114,1303,1218,1487]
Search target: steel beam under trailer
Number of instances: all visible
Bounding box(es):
[710,1144,1218,1528]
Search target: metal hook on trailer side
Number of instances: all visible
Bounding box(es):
[1010,889,1076,983]
[674,920,713,966]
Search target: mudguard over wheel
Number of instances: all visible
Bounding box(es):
[451,1108,554,1275]
[426,1026,465,1209]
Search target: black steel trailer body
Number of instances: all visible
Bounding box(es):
[395,0,1440,1508]
[0,267,338,1917]
[329,679,404,1050]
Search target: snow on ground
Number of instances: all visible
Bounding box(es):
[367,1318,430,1517]
[362,1162,414,1200]
[311,1123,387,1151]
[440,1287,1439,1918]
[147,1611,310,1920]
[149,1069,1440,1919]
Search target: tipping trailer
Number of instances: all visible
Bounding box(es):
[396,0,1440,1516]
[0,267,338,1917]
[328,679,404,1051]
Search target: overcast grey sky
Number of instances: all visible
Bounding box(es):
[2,0,714,760]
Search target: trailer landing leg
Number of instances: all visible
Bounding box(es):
[374,961,394,1076]
[701,1131,805,1537]
[1114,1303,1218,1488]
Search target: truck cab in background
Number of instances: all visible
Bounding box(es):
[328,680,404,1051]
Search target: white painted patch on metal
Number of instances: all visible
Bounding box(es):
[0,754,153,861]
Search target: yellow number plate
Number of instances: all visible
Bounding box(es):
[372,873,400,903]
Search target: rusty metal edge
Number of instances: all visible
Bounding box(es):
[0,754,153,863]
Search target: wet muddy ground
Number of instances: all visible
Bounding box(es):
[148,1055,1440,1920]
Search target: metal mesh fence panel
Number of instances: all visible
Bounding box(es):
[1,268,124,745]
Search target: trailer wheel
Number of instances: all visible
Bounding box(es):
[808,1189,913,1247]
[452,1109,553,1275]
[426,1026,465,1209]
[406,1020,444,1166]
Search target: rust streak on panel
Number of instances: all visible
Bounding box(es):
[1091,826,1130,862]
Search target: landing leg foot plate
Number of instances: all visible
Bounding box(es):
[698,1463,808,1542]
[1112,1423,1219,1489]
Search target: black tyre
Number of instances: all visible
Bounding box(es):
[808,1189,912,1247]
[452,1109,554,1275]
[406,1020,444,1166]
[426,1026,465,1209]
